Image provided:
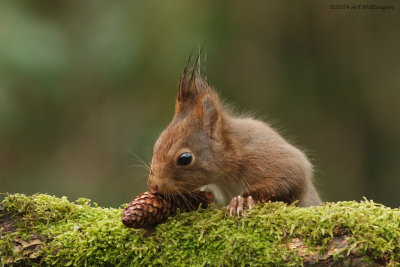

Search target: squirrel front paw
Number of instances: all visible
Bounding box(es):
[227,195,255,216]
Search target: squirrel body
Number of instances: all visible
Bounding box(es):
[200,115,321,207]
[147,54,321,213]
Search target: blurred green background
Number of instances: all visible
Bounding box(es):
[1,1,399,208]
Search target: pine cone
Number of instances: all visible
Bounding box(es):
[121,191,214,228]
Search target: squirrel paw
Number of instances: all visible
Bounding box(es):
[227,195,255,216]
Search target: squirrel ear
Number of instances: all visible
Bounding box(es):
[200,95,221,139]
[177,53,197,103]
[175,51,205,114]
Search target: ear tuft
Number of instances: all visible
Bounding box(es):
[176,48,208,113]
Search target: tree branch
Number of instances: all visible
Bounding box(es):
[0,194,397,266]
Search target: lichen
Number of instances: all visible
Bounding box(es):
[1,193,400,266]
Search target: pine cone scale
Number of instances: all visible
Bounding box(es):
[121,191,214,229]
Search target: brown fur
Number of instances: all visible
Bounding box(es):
[147,54,321,207]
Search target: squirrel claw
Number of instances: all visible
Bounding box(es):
[227,195,254,216]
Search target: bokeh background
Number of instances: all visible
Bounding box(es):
[1,1,399,208]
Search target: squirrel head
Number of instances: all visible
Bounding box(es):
[147,53,228,195]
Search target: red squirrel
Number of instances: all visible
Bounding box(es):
[147,53,321,216]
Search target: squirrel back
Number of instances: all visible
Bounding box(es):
[147,53,321,207]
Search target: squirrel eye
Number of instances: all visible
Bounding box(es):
[177,152,192,166]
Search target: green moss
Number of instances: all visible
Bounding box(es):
[1,194,400,266]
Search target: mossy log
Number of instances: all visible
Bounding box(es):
[1,194,399,266]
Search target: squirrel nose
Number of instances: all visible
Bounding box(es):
[149,184,158,193]
[148,175,160,193]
